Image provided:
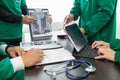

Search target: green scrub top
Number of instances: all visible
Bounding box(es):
[0,0,27,39]
[70,0,117,44]
[0,57,24,80]
[110,39,120,62]
[0,42,24,80]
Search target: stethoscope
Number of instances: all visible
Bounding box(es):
[65,60,96,79]
[44,60,96,80]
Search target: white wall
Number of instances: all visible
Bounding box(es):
[25,0,120,38]
[26,0,74,22]
[23,0,74,31]
[116,0,120,38]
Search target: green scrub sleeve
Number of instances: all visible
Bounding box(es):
[0,57,24,80]
[115,51,120,63]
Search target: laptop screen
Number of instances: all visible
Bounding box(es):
[64,23,88,52]
[28,9,52,41]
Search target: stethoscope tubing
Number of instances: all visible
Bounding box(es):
[65,60,92,79]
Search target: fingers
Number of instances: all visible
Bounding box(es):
[10,53,17,58]
[22,16,35,24]
[94,48,108,60]
[64,16,69,24]
[64,15,68,24]
[91,41,109,49]
[91,41,101,49]
[32,48,44,62]
[94,47,104,59]
[64,16,71,24]
[7,46,23,58]
[80,28,86,35]
[27,16,35,23]
[94,55,104,59]
[9,46,25,58]
[22,48,44,67]
[64,14,74,25]
[92,41,107,48]
[37,49,44,57]
[37,54,44,63]
[14,46,25,56]
[94,52,104,60]
[29,48,44,57]
[26,16,34,24]
[48,16,53,24]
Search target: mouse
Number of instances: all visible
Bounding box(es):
[57,35,67,39]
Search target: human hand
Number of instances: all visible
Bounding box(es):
[91,41,110,49]
[48,15,53,24]
[95,48,115,61]
[22,15,34,24]
[80,28,86,35]
[64,14,74,24]
[21,48,43,67]
[7,46,25,58]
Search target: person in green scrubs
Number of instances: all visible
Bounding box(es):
[0,42,43,80]
[0,0,34,46]
[0,0,53,46]
[91,40,120,62]
[64,0,117,44]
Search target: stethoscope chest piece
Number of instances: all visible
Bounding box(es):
[85,66,96,72]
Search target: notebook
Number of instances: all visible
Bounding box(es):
[22,8,62,50]
[63,22,98,58]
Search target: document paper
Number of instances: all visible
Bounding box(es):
[36,48,75,65]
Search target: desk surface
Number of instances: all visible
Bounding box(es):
[25,38,120,80]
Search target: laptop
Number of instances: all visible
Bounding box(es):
[28,8,52,41]
[21,8,62,50]
[63,22,98,58]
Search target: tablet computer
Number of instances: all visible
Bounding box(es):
[63,22,87,52]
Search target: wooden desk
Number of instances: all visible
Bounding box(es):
[25,38,120,80]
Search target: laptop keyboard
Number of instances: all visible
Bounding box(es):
[73,45,98,58]
[20,40,62,51]
[34,40,56,45]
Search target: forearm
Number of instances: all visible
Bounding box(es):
[0,7,22,23]
[70,0,81,21]
[21,5,28,15]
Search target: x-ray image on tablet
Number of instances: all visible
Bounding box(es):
[28,10,52,41]
[29,11,51,36]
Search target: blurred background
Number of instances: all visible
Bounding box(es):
[23,0,120,38]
